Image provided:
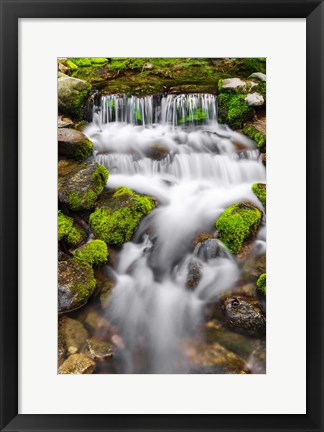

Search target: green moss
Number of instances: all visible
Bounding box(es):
[70,57,92,67]
[89,58,108,65]
[241,58,266,75]
[218,93,254,129]
[243,125,266,152]
[58,210,73,240]
[72,260,96,303]
[71,85,92,121]
[178,107,208,124]
[256,273,266,295]
[66,224,87,247]
[67,164,109,211]
[66,59,78,71]
[252,183,266,209]
[216,202,263,253]
[75,138,93,162]
[89,187,155,245]
[73,239,108,267]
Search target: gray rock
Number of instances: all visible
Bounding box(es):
[249,72,266,82]
[58,75,92,120]
[244,93,264,107]
[58,127,93,161]
[220,78,246,91]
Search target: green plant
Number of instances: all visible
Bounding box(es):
[252,183,266,209]
[257,273,266,295]
[73,240,108,267]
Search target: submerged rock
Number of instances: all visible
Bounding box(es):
[222,296,266,337]
[193,237,228,261]
[58,316,89,355]
[216,202,263,254]
[186,258,203,290]
[58,354,96,374]
[89,186,156,245]
[58,258,96,313]
[241,254,266,282]
[58,75,92,120]
[58,160,109,211]
[58,128,93,161]
[84,338,114,361]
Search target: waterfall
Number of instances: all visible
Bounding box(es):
[94,93,217,127]
[84,94,266,373]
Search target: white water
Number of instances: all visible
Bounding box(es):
[85,94,266,373]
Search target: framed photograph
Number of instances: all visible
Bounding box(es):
[1,0,323,431]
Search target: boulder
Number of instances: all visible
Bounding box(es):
[58,75,92,120]
[58,128,93,161]
[84,338,114,361]
[58,354,95,374]
[58,258,96,313]
[251,182,266,209]
[219,78,247,92]
[249,72,266,82]
[244,92,264,107]
[216,202,263,254]
[58,160,109,211]
[58,210,87,247]
[72,239,108,267]
[58,115,74,128]
[89,186,156,245]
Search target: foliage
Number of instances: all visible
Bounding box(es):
[216,202,263,253]
[243,125,266,153]
[218,93,254,129]
[257,273,266,295]
[73,240,108,267]
[252,183,266,209]
[89,187,155,245]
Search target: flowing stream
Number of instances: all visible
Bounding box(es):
[84,94,266,373]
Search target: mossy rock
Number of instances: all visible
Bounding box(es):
[216,202,263,254]
[58,316,89,355]
[58,258,96,313]
[58,354,96,374]
[243,125,266,152]
[84,338,114,361]
[58,210,87,247]
[58,160,109,211]
[58,128,93,162]
[252,182,266,209]
[241,254,266,283]
[58,75,92,121]
[89,186,156,245]
[217,93,254,129]
[73,239,108,267]
[257,273,266,295]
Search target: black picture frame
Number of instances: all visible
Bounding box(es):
[1,1,323,431]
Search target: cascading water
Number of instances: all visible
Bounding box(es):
[85,94,266,373]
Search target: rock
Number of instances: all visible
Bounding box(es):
[99,278,114,309]
[216,202,263,254]
[222,296,266,337]
[89,186,156,245]
[58,316,89,355]
[58,354,95,374]
[249,72,266,82]
[58,128,93,161]
[58,160,109,211]
[58,334,66,366]
[58,210,87,247]
[58,258,96,313]
[217,92,254,130]
[58,116,74,128]
[72,240,108,267]
[145,144,170,161]
[251,182,266,209]
[247,340,266,373]
[58,62,69,75]
[242,124,266,153]
[58,75,92,120]
[186,258,202,289]
[242,254,266,282]
[85,338,114,361]
[220,78,246,92]
[256,273,266,295]
[245,92,264,107]
[193,238,228,261]
[186,342,249,374]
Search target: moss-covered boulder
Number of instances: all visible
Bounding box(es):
[243,125,266,152]
[58,316,89,355]
[216,202,263,254]
[58,74,92,121]
[58,160,109,211]
[58,258,96,313]
[58,354,96,374]
[217,93,254,129]
[58,128,93,162]
[73,239,108,267]
[252,182,266,209]
[257,273,266,295]
[58,210,87,247]
[89,186,156,245]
